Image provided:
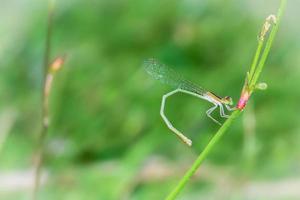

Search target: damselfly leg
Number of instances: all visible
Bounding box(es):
[219,104,230,118]
[225,104,236,111]
[206,104,222,125]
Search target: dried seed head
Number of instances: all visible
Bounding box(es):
[259,14,277,41]
[50,56,65,73]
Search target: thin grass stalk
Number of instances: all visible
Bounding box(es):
[33,1,57,199]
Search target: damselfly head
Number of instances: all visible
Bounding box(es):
[223,96,233,105]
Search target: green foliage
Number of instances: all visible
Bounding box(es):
[0,0,299,199]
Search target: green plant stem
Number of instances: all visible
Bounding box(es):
[249,0,286,89]
[33,2,55,200]
[248,40,264,82]
[164,1,286,199]
[165,110,241,200]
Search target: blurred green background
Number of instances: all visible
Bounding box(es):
[1,0,300,199]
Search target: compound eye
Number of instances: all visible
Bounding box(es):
[224,96,233,105]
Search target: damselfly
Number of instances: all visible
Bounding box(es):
[144,58,235,146]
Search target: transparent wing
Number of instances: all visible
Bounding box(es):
[143,58,206,95]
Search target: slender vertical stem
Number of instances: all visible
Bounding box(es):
[33,1,55,200]
[43,1,55,79]
[248,40,264,82]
